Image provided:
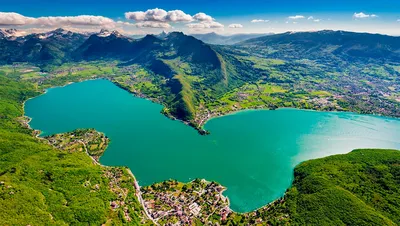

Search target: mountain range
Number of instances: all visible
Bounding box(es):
[240,30,400,61]
[2,28,399,66]
[0,28,88,66]
[128,31,268,45]
[0,28,24,39]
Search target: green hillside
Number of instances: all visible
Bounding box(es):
[0,70,150,225]
[285,149,400,225]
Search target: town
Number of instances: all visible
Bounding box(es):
[142,179,231,225]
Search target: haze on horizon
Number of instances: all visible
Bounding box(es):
[0,0,400,36]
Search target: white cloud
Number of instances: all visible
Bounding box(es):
[307,16,320,22]
[353,12,378,19]
[353,12,369,18]
[288,15,305,20]
[0,12,34,25]
[125,8,193,23]
[186,21,224,29]
[117,20,170,29]
[228,23,243,28]
[0,12,115,28]
[124,9,219,30]
[116,21,132,26]
[125,8,167,22]
[166,10,193,22]
[134,21,171,28]
[34,15,115,27]
[251,19,269,23]
[0,10,223,34]
[124,9,212,23]
[397,19,400,22]
[192,13,214,22]
[124,11,145,21]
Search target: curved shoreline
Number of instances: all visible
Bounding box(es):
[22,78,400,215]
[204,107,400,126]
[21,82,268,214]
[23,78,398,210]
[201,106,400,133]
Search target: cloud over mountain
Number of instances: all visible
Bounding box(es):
[0,9,225,34]
[134,21,171,28]
[0,12,33,25]
[0,12,115,28]
[186,21,224,29]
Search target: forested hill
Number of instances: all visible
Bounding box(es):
[287,149,400,225]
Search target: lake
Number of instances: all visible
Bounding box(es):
[24,79,400,212]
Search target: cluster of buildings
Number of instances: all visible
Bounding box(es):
[105,168,135,223]
[142,179,232,225]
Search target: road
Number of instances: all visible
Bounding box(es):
[75,140,159,225]
[127,169,159,225]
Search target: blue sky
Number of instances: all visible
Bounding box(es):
[1,0,400,35]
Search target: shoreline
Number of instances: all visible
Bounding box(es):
[106,77,400,135]
[27,77,400,137]
[200,106,400,133]
[21,77,400,215]
[22,78,102,133]
[20,108,267,214]
[126,169,159,225]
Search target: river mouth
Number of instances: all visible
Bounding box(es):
[24,79,400,213]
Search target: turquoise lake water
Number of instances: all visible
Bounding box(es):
[24,79,400,212]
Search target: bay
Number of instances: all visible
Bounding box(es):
[24,79,400,212]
